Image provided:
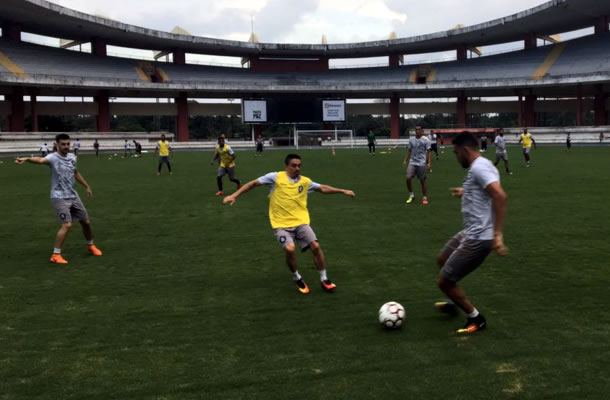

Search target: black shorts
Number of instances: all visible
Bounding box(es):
[440,231,492,282]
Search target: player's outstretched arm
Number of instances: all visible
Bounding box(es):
[403,150,411,167]
[449,187,464,198]
[75,170,93,198]
[15,157,48,165]
[210,151,219,165]
[223,179,261,205]
[317,185,355,198]
[486,181,509,255]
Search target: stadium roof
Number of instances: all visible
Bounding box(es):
[2,0,610,58]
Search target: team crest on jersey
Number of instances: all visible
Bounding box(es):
[298,185,304,193]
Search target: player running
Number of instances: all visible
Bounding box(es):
[518,128,536,167]
[403,125,431,205]
[255,133,264,157]
[156,134,173,175]
[493,129,512,175]
[434,132,508,334]
[222,154,355,294]
[211,134,241,195]
[73,138,80,156]
[15,133,103,264]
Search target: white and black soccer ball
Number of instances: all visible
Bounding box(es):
[378,301,405,329]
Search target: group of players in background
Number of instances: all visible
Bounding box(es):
[19,125,564,334]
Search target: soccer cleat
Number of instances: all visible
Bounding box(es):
[434,301,459,315]
[320,279,337,292]
[422,198,429,205]
[434,301,458,315]
[456,314,487,334]
[50,254,68,264]
[88,245,103,256]
[406,197,414,204]
[215,191,224,196]
[295,278,310,294]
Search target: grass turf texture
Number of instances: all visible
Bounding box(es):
[1,146,609,399]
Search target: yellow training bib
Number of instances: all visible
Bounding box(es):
[216,144,236,168]
[268,171,311,229]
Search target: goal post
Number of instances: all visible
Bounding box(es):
[295,129,354,148]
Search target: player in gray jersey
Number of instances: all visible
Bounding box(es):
[403,125,432,204]
[255,133,264,157]
[434,132,508,334]
[15,133,103,264]
[493,129,512,175]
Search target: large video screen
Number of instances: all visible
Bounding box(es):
[242,98,346,124]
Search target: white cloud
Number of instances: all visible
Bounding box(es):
[51,0,546,44]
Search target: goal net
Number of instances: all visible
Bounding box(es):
[295,129,354,148]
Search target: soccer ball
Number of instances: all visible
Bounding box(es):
[379,301,405,329]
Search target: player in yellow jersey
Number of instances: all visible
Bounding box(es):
[211,134,241,195]
[156,134,173,175]
[518,128,536,167]
[222,154,355,295]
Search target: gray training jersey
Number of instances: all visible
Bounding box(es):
[408,136,431,166]
[45,153,79,199]
[494,136,506,152]
[461,156,500,240]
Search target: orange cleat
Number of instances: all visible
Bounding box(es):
[215,191,224,196]
[320,279,337,292]
[295,278,310,294]
[50,254,68,264]
[88,245,103,256]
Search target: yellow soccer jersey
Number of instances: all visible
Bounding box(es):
[157,140,171,156]
[268,171,312,229]
[521,133,533,148]
[216,144,236,168]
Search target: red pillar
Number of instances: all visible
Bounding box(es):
[594,16,609,35]
[389,54,400,68]
[2,22,22,41]
[517,95,524,127]
[176,92,189,142]
[95,93,111,132]
[576,85,583,127]
[457,44,467,61]
[253,125,263,138]
[389,94,400,139]
[524,33,537,49]
[7,89,25,132]
[173,49,186,65]
[524,94,537,127]
[457,92,467,128]
[92,38,107,57]
[594,84,607,126]
[31,94,39,132]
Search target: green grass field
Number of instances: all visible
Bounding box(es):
[1,145,609,399]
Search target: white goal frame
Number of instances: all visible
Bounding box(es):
[294,129,354,149]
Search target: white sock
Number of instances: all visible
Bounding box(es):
[319,269,328,281]
[409,192,414,198]
[468,308,480,318]
[423,196,428,200]
[87,240,94,246]
[53,248,61,254]
[292,271,302,281]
